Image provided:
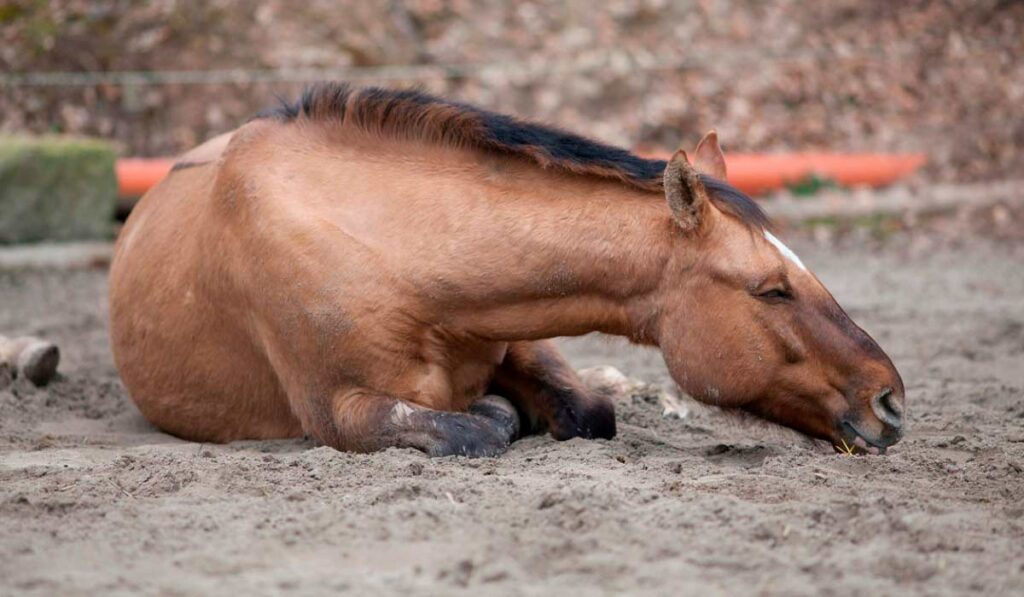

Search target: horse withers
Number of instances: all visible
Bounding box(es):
[109,83,905,457]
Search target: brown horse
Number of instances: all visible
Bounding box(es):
[109,83,905,457]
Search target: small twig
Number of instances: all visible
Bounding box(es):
[837,439,856,456]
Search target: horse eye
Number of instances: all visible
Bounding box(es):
[756,288,792,301]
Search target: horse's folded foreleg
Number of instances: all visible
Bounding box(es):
[311,389,520,457]
[489,340,616,441]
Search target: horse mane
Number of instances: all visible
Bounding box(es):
[256,82,770,231]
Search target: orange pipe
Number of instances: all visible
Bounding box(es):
[114,153,925,199]
[722,152,926,196]
[115,158,175,198]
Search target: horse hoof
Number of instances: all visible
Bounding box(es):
[551,395,617,441]
[424,396,521,458]
[17,340,60,386]
[469,394,521,442]
[427,427,512,458]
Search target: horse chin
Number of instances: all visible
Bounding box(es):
[832,420,893,456]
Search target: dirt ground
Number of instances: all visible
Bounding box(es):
[1,236,1023,596]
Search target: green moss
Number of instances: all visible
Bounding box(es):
[0,4,25,23]
[0,136,118,244]
[786,174,838,197]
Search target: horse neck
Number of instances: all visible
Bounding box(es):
[438,156,674,343]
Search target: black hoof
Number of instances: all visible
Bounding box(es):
[426,396,521,458]
[469,394,521,441]
[551,396,617,441]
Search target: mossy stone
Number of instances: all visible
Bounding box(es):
[0,135,118,244]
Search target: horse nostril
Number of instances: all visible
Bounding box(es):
[870,387,903,429]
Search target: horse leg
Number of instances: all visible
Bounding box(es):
[313,389,520,457]
[490,340,616,441]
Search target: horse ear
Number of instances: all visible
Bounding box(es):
[693,130,727,180]
[663,149,709,232]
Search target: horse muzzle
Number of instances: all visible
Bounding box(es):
[836,387,905,455]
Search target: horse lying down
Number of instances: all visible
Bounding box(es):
[109,83,905,457]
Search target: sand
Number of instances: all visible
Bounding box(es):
[1,240,1023,596]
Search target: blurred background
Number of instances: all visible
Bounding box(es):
[5,0,1024,249]
[2,0,1021,180]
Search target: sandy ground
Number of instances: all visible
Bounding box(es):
[1,239,1023,596]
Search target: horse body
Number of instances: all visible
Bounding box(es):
[110,83,905,456]
[111,128,295,442]
[112,118,631,450]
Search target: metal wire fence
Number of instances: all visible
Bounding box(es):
[0,44,923,88]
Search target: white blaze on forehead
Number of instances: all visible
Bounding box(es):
[764,230,807,271]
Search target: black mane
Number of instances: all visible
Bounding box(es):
[257,82,769,230]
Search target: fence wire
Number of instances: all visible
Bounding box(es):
[0,45,919,88]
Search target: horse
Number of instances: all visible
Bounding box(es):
[108,83,905,457]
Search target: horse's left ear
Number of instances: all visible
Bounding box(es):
[663,149,709,232]
[693,130,727,180]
